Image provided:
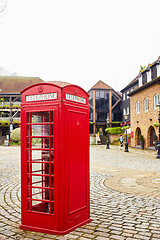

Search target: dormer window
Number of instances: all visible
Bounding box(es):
[139,75,142,87]
[147,69,151,82]
[157,63,160,77]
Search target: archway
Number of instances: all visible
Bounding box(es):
[135,127,141,146]
[148,126,156,147]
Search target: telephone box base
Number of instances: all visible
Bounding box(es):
[20,218,91,235]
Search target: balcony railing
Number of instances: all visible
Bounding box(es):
[0,117,20,122]
[0,102,21,107]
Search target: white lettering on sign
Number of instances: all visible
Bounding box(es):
[66,93,86,104]
[26,93,57,102]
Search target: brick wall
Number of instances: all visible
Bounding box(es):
[130,82,160,148]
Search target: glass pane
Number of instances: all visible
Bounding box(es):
[27,163,30,173]
[31,112,49,123]
[95,91,99,98]
[51,138,54,149]
[51,163,54,175]
[27,138,30,148]
[100,91,104,98]
[32,175,43,186]
[32,175,49,188]
[27,200,30,211]
[31,138,49,149]
[31,188,49,200]
[51,202,54,214]
[27,125,30,136]
[51,177,54,188]
[31,125,49,136]
[27,113,30,123]
[51,190,54,201]
[27,175,30,186]
[31,200,49,213]
[50,125,54,136]
[27,150,30,161]
[50,111,53,122]
[31,150,49,162]
[31,162,50,175]
[51,151,54,162]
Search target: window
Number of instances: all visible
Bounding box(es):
[95,91,109,122]
[139,75,142,87]
[89,92,93,107]
[147,70,151,83]
[154,94,159,109]
[126,107,129,114]
[136,101,139,114]
[157,64,160,77]
[127,91,129,99]
[123,93,126,101]
[95,91,99,99]
[144,98,149,112]
[89,107,93,120]
[123,108,126,115]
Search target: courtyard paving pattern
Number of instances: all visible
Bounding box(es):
[0,145,160,239]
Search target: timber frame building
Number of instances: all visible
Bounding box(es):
[88,80,122,135]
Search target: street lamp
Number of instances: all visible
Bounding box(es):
[106,118,110,149]
[156,102,160,158]
[124,114,129,152]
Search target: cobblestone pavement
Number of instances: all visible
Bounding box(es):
[1,145,160,239]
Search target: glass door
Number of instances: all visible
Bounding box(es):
[26,111,55,215]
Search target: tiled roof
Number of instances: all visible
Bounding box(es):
[89,80,113,92]
[121,56,160,92]
[121,75,139,92]
[128,76,160,96]
[47,81,71,87]
[0,76,44,93]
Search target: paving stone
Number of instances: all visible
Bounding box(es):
[133,234,151,240]
[83,233,95,239]
[95,237,110,240]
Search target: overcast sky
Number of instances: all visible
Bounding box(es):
[0,0,160,92]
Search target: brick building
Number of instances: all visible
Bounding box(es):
[128,58,160,149]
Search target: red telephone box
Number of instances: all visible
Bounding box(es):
[20,83,91,235]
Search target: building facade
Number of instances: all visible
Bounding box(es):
[0,76,44,144]
[128,57,160,149]
[88,80,122,135]
[121,76,138,123]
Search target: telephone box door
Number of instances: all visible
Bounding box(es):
[21,106,60,232]
[63,104,90,230]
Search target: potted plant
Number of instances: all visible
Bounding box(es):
[139,134,144,149]
[0,98,5,107]
[3,104,10,109]
[3,120,10,126]
[13,120,20,125]
[155,135,158,150]
[12,105,20,109]
[154,122,160,128]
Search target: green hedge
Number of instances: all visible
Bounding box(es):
[10,127,20,143]
[105,127,123,135]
